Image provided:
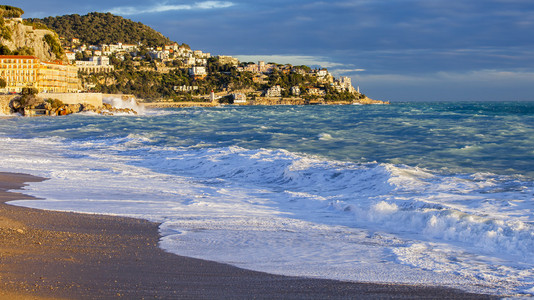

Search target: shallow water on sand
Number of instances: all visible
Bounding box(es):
[1,101,533,296]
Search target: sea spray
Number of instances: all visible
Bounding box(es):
[103,97,145,114]
[1,102,533,296]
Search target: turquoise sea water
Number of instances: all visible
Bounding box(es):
[3,101,534,177]
[1,101,533,295]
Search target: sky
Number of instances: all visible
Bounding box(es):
[10,0,534,101]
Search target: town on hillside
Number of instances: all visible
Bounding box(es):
[0,6,388,111]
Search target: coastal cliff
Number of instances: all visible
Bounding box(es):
[1,13,65,61]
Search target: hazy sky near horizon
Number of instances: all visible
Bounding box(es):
[10,0,534,101]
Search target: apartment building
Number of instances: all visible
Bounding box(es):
[0,55,80,93]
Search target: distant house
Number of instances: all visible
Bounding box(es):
[265,85,282,97]
[76,56,114,74]
[232,93,247,104]
[218,55,240,66]
[189,66,207,79]
[307,87,325,96]
[174,85,199,92]
[291,86,301,96]
[65,51,76,62]
[317,69,328,77]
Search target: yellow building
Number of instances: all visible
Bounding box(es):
[0,55,39,92]
[0,55,80,93]
[39,60,80,93]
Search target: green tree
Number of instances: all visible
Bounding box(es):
[44,34,64,58]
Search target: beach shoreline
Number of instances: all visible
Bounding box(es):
[0,171,494,299]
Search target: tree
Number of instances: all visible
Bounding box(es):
[0,5,24,18]
[0,45,10,55]
[43,34,64,58]
[21,87,38,95]
[0,77,6,89]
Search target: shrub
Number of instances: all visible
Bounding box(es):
[45,98,64,109]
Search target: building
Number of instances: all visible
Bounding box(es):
[316,69,328,77]
[218,55,240,66]
[76,56,114,74]
[174,85,199,92]
[38,60,80,93]
[338,76,356,92]
[65,51,76,62]
[307,87,325,96]
[0,55,39,92]
[291,86,301,96]
[232,93,247,103]
[265,85,282,97]
[189,66,207,79]
[0,55,80,93]
[259,61,266,73]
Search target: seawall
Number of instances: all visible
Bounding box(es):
[39,93,103,107]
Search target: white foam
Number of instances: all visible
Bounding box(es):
[103,97,145,114]
[1,136,533,296]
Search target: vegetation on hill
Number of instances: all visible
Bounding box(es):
[0,5,24,18]
[84,56,358,102]
[43,33,64,58]
[28,12,177,48]
[0,6,62,60]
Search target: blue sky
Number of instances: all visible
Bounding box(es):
[10,0,534,101]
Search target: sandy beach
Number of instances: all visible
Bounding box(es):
[0,172,494,299]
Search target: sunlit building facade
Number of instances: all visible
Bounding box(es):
[0,55,80,93]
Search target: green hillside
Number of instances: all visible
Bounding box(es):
[27,12,175,48]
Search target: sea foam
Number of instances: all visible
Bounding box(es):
[1,103,534,296]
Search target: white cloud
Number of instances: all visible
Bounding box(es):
[234,55,345,68]
[352,69,534,87]
[109,1,235,15]
[331,68,366,75]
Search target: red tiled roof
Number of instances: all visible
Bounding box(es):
[0,55,39,59]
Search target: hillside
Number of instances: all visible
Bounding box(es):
[28,12,178,48]
[0,6,66,61]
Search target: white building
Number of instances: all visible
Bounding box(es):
[76,56,114,73]
[339,76,355,92]
[317,69,328,77]
[65,51,76,62]
[233,93,247,103]
[174,85,199,92]
[266,85,282,97]
[218,55,240,66]
[189,66,207,78]
[291,86,301,96]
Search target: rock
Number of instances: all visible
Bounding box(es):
[10,99,22,110]
[1,18,66,62]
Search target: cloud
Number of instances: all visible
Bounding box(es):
[233,55,345,68]
[109,1,235,15]
[351,69,534,93]
[331,68,367,76]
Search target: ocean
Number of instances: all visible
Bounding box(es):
[1,101,533,296]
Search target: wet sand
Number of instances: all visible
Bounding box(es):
[0,172,494,299]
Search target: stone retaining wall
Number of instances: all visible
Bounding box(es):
[38,93,103,107]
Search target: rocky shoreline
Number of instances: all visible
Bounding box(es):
[1,93,138,116]
[143,96,389,108]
